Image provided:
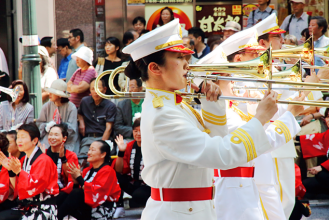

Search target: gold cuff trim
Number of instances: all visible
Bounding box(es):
[204,117,226,126]
[272,120,291,143]
[230,128,256,162]
[307,92,314,101]
[155,40,183,50]
[202,109,226,119]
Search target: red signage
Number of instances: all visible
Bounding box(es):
[95,0,105,6]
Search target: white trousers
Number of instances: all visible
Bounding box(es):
[257,184,286,220]
[273,157,295,219]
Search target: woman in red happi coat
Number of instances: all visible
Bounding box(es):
[57,140,121,220]
[0,123,59,220]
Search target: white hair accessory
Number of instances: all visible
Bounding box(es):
[133,112,141,124]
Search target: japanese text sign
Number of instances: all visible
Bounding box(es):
[195,4,242,37]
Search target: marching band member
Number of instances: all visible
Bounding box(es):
[0,123,59,220]
[122,18,284,220]
[198,29,302,220]
[253,14,323,219]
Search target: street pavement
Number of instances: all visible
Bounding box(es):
[120,200,329,220]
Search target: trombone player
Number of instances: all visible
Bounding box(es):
[201,27,303,220]
[254,14,323,219]
[120,19,287,220]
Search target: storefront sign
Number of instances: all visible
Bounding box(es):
[145,5,193,33]
[128,0,145,4]
[145,0,192,3]
[95,0,105,5]
[195,4,242,37]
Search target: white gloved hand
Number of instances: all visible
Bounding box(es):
[45,121,56,133]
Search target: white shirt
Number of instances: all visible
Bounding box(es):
[314,35,329,48]
[41,66,58,89]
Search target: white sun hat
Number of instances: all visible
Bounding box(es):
[72,47,93,65]
[44,79,70,98]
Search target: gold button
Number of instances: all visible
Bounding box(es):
[189,208,193,212]
[213,205,215,209]
[240,184,243,187]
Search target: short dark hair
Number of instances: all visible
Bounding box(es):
[131,78,143,88]
[132,117,141,129]
[0,133,9,153]
[105,37,121,58]
[57,38,72,49]
[96,140,112,163]
[90,77,106,88]
[123,31,134,45]
[159,7,175,26]
[311,16,328,35]
[258,33,270,42]
[140,29,150,37]
[50,123,68,138]
[125,50,166,81]
[210,39,223,51]
[188,27,206,43]
[227,51,240,62]
[40,37,53,48]
[7,80,30,103]
[301,28,310,40]
[70,28,84,42]
[133,16,146,26]
[267,0,271,6]
[7,130,17,140]
[207,34,222,49]
[17,123,40,141]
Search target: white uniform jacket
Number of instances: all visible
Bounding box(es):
[215,103,300,220]
[141,88,277,220]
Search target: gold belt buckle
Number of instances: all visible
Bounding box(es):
[212,185,216,200]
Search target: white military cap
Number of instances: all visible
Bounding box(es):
[220,27,259,56]
[223,21,241,32]
[252,14,286,37]
[122,19,193,61]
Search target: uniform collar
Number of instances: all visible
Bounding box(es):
[145,88,182,108]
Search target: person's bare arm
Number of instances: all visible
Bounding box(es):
[78,114,85,137]
[69,81,90,93]
[102,122,113,141]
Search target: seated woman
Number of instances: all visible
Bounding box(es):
[0,130,26,212]
[36,79,79,153]
[45,124,79,190]
[113,117,150,218]
[0,80,34,131]
[303,160,329,198]
[57,140,121,220]
[6,130,25,160]
[0,123,59,220]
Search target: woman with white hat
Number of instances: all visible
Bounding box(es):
[39,45,58,103]
[67,47,97,107]
[36,79,79,153]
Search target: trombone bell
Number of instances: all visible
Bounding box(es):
[0,86,20,102]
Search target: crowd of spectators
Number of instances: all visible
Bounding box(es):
[0,1,329,219]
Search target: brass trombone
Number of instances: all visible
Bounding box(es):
[94,64,329,108]
[272,36,314,65]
